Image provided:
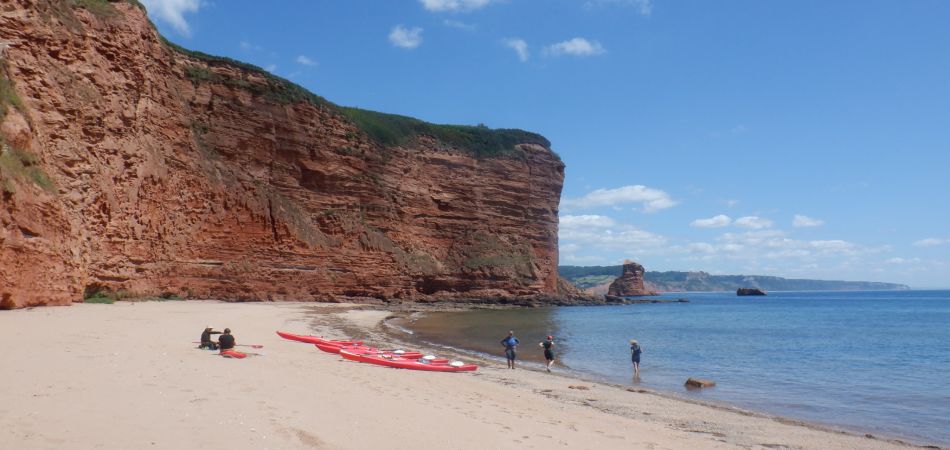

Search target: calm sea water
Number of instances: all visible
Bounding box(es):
[402,290,950,446]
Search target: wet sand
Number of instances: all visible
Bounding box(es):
[0,301,927,449]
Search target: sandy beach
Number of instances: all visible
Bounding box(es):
[0,301,927,450]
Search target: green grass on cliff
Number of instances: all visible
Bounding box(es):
[0,145,55,192]
[170,39,337,110]
[340,108,551,158]
[72,0,144,18]
[0,64,25,119]
[163,41,551,159]
[82,292,116,304]
[70,0,556,159]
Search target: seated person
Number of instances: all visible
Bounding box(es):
[218,328,235,353]
[199,326,221,350]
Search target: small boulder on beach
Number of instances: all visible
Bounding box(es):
[685,377,716,389]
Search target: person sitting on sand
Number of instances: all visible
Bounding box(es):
[218,328,235,353]
[199,326,221,350]
[501,330,520,369]
[630,339,643,375]
[539,335,555,372]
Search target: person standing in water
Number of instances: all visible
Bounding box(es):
[539,335,555,372]
[501,330,520,369]
[630,339,643,375]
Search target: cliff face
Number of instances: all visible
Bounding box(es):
[606,260,657,297]
[0,0,564,308]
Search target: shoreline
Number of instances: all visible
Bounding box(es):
[1,300,940,449]
[322,303,940,449]
[371,307,942,449]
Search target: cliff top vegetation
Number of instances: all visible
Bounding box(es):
[72,0,554,160]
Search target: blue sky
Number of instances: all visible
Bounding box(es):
[142,0,950,287]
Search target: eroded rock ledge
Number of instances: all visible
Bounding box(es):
[0,0,572,308]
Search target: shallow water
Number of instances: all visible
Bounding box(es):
[403,290,950,446]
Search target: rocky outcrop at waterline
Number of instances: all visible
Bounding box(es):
[736,288,767,296]
[606,260,658,298]
[0,0,568,308]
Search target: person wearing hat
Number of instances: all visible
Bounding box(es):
[199,326,222,350]
[539,335,555,372]
[630,339,643,375]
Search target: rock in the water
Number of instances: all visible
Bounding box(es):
[607,260,658,297]
[684,377,716,389]
[736,288,767,296]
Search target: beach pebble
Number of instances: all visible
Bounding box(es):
[685,377,716,389]
[568,385,590,390]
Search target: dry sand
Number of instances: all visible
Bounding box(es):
[0,301,925,450]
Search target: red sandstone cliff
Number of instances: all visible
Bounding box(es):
[0,0,566,308]
[606,260,657,298]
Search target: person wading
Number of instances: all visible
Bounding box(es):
[539,335,555,372]
[630,339,643,375]
[500,330,520,369]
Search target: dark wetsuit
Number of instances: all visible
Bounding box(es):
[199,330,221,350]
[631,344,642,363]
[501,336,519,361]
[219,334,235,351]
[542,341,554,361]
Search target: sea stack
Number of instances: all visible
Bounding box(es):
[736,288,767,296]
[607,260,658,297]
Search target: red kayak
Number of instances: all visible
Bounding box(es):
[316,342,424,359]
[220,349,247,359]
[339,349,477,372]
[276,331,361,346]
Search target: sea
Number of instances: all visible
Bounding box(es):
[397,290,950,446]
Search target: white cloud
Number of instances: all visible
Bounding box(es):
[389,25,424,49]
[420,0,495,12]
[559,224,667,252]
[687,242,716,254]
[886,257,921,265]
[561,185,677,213]
[503,38,529,62]
[584,0,652,15]
[239,41,262,52]
[914,238,950,247]
[793,214,824,227]
[264,64,277,73]
[443,19,476,30]
[807,239,852,250]
[141,0,201,36]
[734,216,773,229]
[560,214,616,229]
[559,214,667,261]
[295,55,317,66]
[691,214,732,228]
[544,38,606,57]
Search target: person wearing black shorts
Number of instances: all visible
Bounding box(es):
[540,335,555,372]
[500,330,519,369]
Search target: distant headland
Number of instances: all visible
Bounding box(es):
[560,265,911,293]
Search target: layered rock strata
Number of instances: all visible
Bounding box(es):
[0,0,566,308]
[606,260,658,298]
